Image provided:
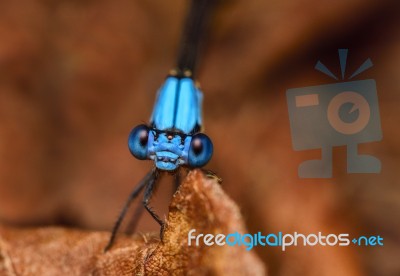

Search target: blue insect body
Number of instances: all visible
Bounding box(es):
[128,76,213,171]
[105,0,216,252]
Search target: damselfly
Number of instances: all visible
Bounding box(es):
[105,0,217,251]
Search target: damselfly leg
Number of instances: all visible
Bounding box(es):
[125,200,145,236]
[201,169,223,184]
[142,170,163,227]
[104,168,157,252]
[174,170,181,193]
[126,170,178,236]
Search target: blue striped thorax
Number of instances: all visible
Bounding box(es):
[128,74,213,171]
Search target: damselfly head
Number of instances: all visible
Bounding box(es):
[128,124,213,171]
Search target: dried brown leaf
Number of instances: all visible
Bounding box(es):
[0,170,266,276]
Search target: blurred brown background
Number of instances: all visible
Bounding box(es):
[0,0,399,275]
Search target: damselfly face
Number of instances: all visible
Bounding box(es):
[128,125,213,171]
[127,75,213,171]
[147,130,189,171]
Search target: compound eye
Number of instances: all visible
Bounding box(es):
[128,124,149,160]
[188,133,213,168]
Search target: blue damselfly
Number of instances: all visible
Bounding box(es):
[105,0,217,251]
